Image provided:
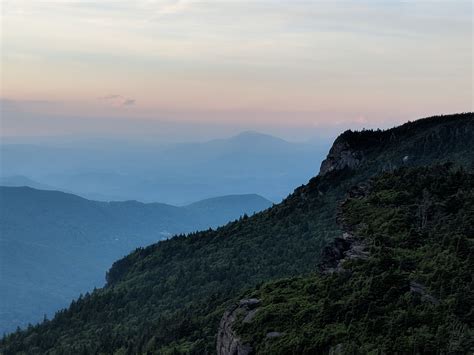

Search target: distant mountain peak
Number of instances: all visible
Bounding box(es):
[0,175,55,191]
[234,130,268,137]
[229,131,289,144]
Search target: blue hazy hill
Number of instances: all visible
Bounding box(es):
[0,186,272,333]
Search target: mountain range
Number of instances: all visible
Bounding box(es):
[1,131,329,204]
[1,113,473,354]
[0,176,56,191]
[0,188,272,334]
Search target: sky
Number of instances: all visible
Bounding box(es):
[1,0,472,141]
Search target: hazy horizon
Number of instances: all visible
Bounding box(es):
[0,129,333,205]
[1,1,472,141]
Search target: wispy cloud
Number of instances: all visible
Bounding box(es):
[2,0,471,129]
[123,99,135,106]
[99,94,121,100]
[98,95,135,106]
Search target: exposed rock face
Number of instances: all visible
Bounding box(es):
[217,187,371,354]
[319,115,474,176]
[410,281,439,305]
[319,137,362,175]
[319,232,369,273]
[318,181,371,274]
[329,343,344,355]
[216,299,260,355]
[318,234,352,271]
[266,331,283,338]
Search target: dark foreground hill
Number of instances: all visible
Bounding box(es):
[223,165,473,353]
[1,113,473,354]
[0,189,271,334]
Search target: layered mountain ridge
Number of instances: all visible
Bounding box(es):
[0,188,272,334]
[1,113,472,354]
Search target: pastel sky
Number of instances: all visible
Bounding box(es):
[1,0,472,139]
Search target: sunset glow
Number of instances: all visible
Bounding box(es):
[1,0,472,137]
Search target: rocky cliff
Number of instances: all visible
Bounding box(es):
[216,227,370,355]
[319,113,474,176]
[216,299,260,355]
[319,134,363,175]
[216,192,370,355]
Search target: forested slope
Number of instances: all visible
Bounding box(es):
[1,113,472,354]
[0,188,271,334]
[230,165,473,354]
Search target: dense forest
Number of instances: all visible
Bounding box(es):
[234,165,474,353]
[1,113,473,354]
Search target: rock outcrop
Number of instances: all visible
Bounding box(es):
[319,181,370,274]
[409,281,439,305]
[217,186,371,354]
[217,229,370,355]
[318,232,369,273]
[319,136,362,175]
[216,299,260,355]
[320,114,474,177]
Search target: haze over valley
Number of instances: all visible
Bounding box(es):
[0,186,272,333]
[1,131,329,204]
[0,127,330,335]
